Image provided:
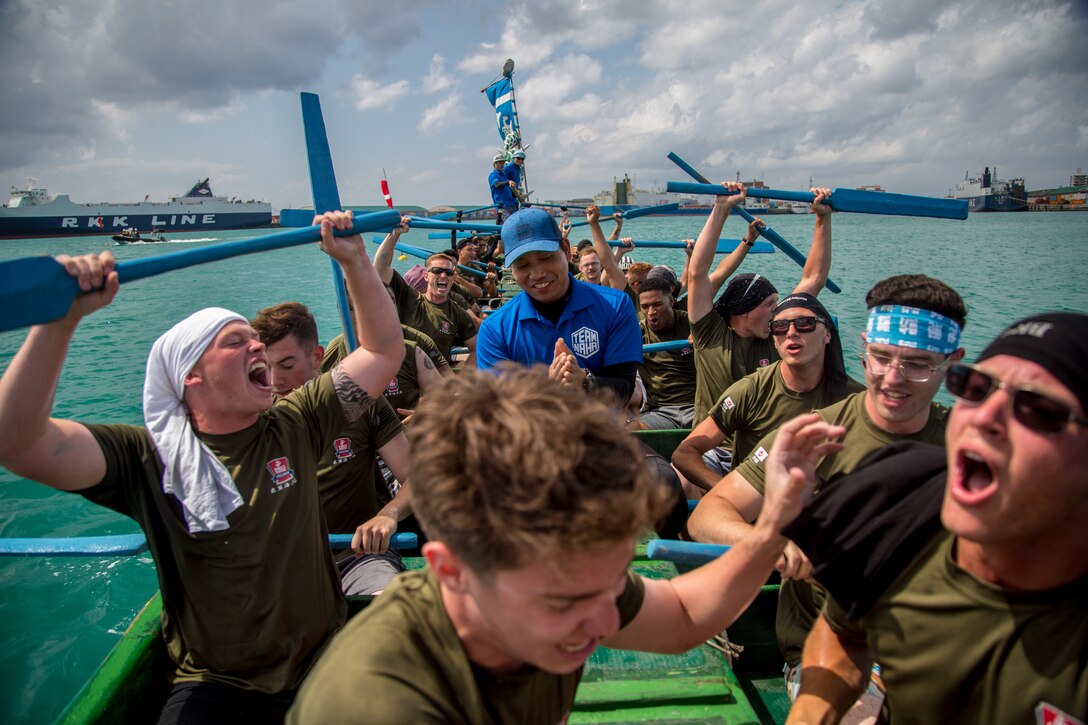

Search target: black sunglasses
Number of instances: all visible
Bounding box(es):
[945,363,1088,434]
[769,316,823,335]
[427,267,455,277]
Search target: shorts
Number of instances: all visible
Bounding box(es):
[785,662,885,725]
[701,446,733,476]
[337,549,405,596]
[639,405,695,430]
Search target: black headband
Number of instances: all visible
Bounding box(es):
[978,312,1088,414]
[718,273,778,317]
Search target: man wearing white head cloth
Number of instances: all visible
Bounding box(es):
[0,211,405,723]
[689,273,967,723]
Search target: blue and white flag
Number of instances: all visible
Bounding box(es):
[484,76,521,152]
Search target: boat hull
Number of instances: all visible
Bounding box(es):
[0,199,272,239]
[957,193,1028,212]
[54,429,789,725]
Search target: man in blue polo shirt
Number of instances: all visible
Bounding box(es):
[488,154,518,220]
[476,207,642,405]
[504,150,527,204]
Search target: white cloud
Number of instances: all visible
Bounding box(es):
[422,54,454,93]
[419,94,461,134]
[349,76,409,110]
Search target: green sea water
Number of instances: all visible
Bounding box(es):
[0,211,1086,722]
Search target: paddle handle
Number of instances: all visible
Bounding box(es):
[431,204,498,220]
[0,531,417,557]
[645,539,731,566]
[377,240,487,278]
[609,239,772,254]
[113,210,403,285]
[642,340,690,353]
[405,217,502,233]
[568,203,680,228]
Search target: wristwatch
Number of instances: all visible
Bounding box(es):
[582,368,595,392]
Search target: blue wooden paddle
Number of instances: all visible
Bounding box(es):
[567,203,681,228]
[301,92,359,351]
[666,152,842,294]
[665,180,967,220]
[642,340,691,353]
[611,239,773,254]
[369,238,488,279]
[646,538,731,566]
[430,204,499,221]
[0,531,418,557]
[0,209,402,333]
[405,216,506,233]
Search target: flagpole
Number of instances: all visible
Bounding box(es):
[506,65,529,205]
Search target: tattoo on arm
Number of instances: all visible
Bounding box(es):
[422,356,434,370]
[331,364,375,422]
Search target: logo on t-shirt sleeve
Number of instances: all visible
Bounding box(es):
[752,446,768,464]
[722,397,735,411]
[266,457,297,493]
[1036,703,1085,725]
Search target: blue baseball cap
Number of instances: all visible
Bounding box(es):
[501,208,562,265]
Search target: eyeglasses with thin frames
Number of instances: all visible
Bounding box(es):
[860,348,950,383]
[945,363,1088,434]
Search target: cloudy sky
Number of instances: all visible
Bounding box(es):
[2,0,1086,211]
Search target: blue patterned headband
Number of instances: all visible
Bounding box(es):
[866,305,961,354]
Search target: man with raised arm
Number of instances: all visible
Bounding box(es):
[687,183,834,430]
[475,207,641,404]
[688,274,967,719]
[0,211,404,722]
[672,293,862,495]
[786,313,1088,725]
[374,217,478,367]
[288,366,846,724]
[252,301,416,595]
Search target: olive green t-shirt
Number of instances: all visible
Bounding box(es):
[825,532,1088,724]
[323,326,449,374]
[691,312,778,423]
[639,310,696,409]
[289,567,646,724]
[311,395,403,533]
[389,270,477,360]
[708,362,864,462]
[735,391,949,667]
[82,374,348,693]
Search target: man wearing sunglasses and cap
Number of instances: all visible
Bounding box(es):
[374,218,478,367]
[784,312,1088,724]
[689,274,967,720]
[673,293,863,496]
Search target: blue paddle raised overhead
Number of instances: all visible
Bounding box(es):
[0,209,403,333]
[666,152,842,294]
[665,181,968,220]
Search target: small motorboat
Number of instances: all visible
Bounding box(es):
[112,228,167,244]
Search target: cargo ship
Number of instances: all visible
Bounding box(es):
[0,178,273,239]
[948,167,1027,212]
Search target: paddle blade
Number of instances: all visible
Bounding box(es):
[0,534,149,557]
[0,257,81,332]
[825,188,967,219]
[623,202,679,219]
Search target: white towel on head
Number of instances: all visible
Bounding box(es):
[143,307,248,533]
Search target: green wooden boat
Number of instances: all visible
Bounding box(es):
[55,430,790,724]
